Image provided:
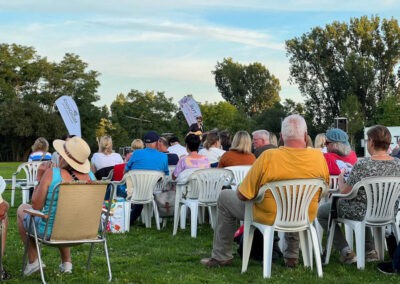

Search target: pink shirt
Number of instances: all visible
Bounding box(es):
[173,155,210,178]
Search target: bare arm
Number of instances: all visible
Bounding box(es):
[32,168,53,210]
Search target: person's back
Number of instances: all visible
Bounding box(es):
[218,130,256,168]
[28,137,52,162]
[91,136,123,177]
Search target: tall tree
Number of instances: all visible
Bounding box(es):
[109,90,178,146]
[212,58,281,116]
[0,44,103,160]
[286,16,400,129]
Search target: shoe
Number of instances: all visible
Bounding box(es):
[284,258,298,268]
[366,250,379,262]
[59,262,73,273]
[23,259,46,276]
[200,258,233,268]
[377,262,396,275]
[1,268,11,280]
[339,251,357,264]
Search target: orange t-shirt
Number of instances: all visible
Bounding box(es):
[218,150,256,168]
[239,147,329,225]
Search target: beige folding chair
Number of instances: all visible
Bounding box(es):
[22,181,113,284]
[11,161,44,207]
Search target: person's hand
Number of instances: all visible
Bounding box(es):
[0,201,9,221]
[36,161,53,183]
[338,168,346,193]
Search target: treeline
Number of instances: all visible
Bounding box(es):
[1,16,399,161]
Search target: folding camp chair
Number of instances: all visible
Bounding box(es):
[22,181,113,283]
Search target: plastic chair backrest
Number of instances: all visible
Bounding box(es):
[50,182,108,241]
[125,170,164,202]
[186,168,233,203]
[329,175,339,190]
[225,165,251,190]
[257,179,327,230]
[355,176,400,225]
[18,161,43,186]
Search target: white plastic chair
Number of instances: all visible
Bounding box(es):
[11,161,44,207]
[117,170,165,231]
[173,168,233,238]
[325,176,400,269]
[224,165,251,191]
[241,178,328,278]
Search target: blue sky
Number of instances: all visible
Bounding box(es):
[1,1,399,107]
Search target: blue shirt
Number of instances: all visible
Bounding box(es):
[125,148,169,175]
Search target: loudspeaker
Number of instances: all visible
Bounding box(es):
[336,118,347,132]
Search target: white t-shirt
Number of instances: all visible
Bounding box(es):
[198,147,225,164]
[91,152,124,171]
[168,144,188,158]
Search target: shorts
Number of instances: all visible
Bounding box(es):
[23,213,43,237]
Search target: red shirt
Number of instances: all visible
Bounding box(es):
[323,151,357,175]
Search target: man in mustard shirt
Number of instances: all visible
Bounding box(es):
[201,114,329,268]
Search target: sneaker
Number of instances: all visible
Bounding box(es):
[366,250,379,262]
[59,262,73,273]
[339,251,357,264]
[200,258,233,268]
[377,262,396,275]
[23,259,46,276]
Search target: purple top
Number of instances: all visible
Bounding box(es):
[173,155,210,178]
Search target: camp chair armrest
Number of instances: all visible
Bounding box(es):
[23,208,48,219]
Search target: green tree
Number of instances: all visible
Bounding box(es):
[109,90,178,147]
[0,44,103,160]
[212,58,281,116]
[199,101,253,133]
[286,16,400,129]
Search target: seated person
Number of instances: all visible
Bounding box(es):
[157,137,179,165]
[172,134,210,180]
[198,131,225,168]
[0,177,10,280]
[124,139,144,163]
[91,135,123,180]
[17,137,95,276]
[318,125,400,264]
[323,128,357,175]
[218,130,255,167]
[28,137,52,162]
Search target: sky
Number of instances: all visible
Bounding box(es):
[0,1,399,108]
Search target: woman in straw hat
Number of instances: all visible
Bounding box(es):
[17,136,96,276]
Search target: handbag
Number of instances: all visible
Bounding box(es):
[154,188,176,217]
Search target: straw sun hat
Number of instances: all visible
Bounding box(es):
[53,136,91,173]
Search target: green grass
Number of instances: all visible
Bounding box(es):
[0,163,398,283]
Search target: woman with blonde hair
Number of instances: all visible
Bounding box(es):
[124,139,145,162]
[218,131,256,168]
[198,131,225,167]
[314,133,327,153]
[91,136,123,178]
[28,137,52,162]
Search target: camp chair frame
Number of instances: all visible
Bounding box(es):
[22,181,114,284]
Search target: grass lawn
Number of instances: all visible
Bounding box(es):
[0,162,398,283]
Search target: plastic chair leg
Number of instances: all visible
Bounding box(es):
[354,223,365,270]
[180,205,187,229]
[173,203,181,235]
[152,200,161,230]
[208,206,217,229]
[241,223,255,273]
[314,219,324,253]
[190,203,198,238]
[262,227,275,278]
[299,230,311,267]
[324,219,337,265]
[372,226,385,260]
[11,189,15,207]
[345,224,354,250]
[309,225,323,277]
